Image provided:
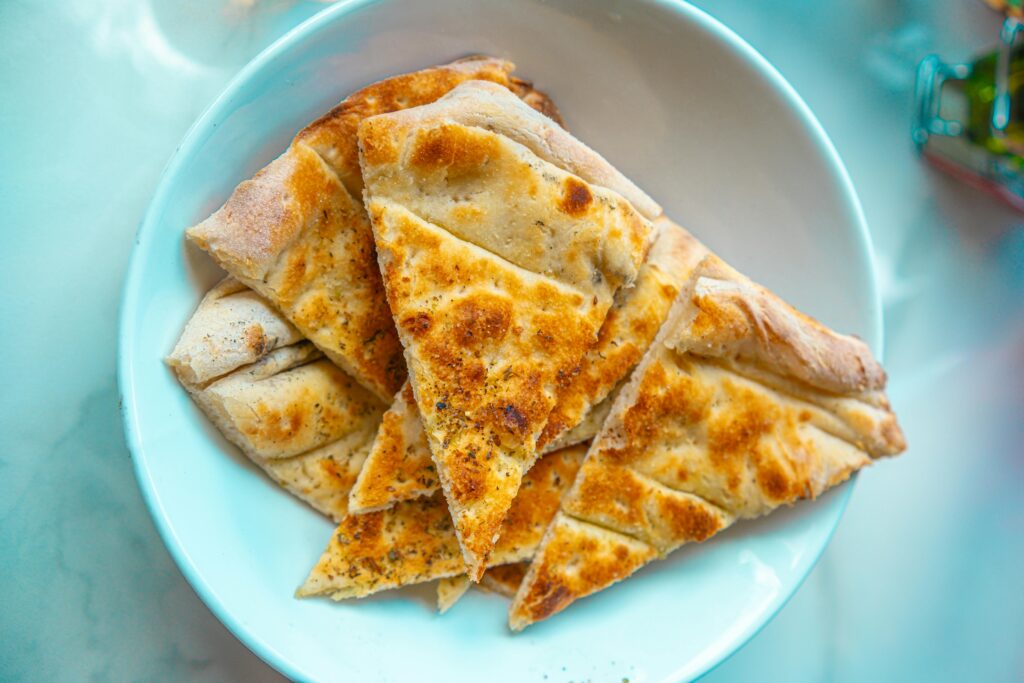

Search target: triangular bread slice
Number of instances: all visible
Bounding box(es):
[251,430,380,523]
[537,219,708,449]
[347,381,439,513]
[190,344,382,461]
[344,382,595,515]
[360,81,657,577]
[436,575,471,613]
[348,220,705,513]
[297,444,585,600]
[509,254,906,629]
[168,280,386,521]
[167,277,304,386]
[187,141,403,401]
[186,58,561,401]
[478,563,529,598]
[294,57,563,198]
[181,343,385,522]
[436,562,530,613]
[345,376,597,514]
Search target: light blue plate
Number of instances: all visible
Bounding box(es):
[119,1,880,681]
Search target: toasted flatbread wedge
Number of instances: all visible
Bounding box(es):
[297,444,586,600]
[251,429,379,523]
[479,563,529,598]
[360,80,660,221]
[347,381,438,513]
[187,141,403,401]
[349,220,703,513]
[167,277,304,385]
[188,343,383,461]
[347,377,604,514]
[436,562,529,613]
[295,57,563,197]
[181,342,385,521]
[361,81,657,577]
[537,219,708,449]
[509,254,906,629]
[186,58,561,401]
[436,575,471,613]
[168,282,386,520]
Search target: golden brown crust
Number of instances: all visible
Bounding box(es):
[298,445,585,599]
[478,563,529,598]
[296,57,521,197]
[361,86,655,577]
[538,220,708,449]
[359,87,655,297]
[359,80,661,220]
[672,254,889,395]
[295,58,565,197]
[297,492,465,599]
[562,456,730,548]
[491,445,587,564]
[253,427,378,522]
[194,346,384,461]
[510,253,905,629]
[186,59,563,403]
[347,382,597,515]
[368,198,618,578]
[361,121,652,299]
[187,144,404,401]
[509,514,656,630]
[348,381,437,513]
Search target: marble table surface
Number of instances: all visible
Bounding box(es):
[2,1,1021,680]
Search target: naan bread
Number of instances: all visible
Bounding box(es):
[182,343,384,521]
[436,575,471,613]
[297,444,585,600]
[251,430,379,523]
[537,219,708,449]
[361,81,656,577]
[189,344,382,461]
[348,381,438,513]
[187,142,403,401]
[168,282,387,521]
[295,57,563,198]
[167,277,303,386]
[348,378,607,514]
[436,562,530,613]
[361,80,660,221]
[187,58,560,401]
[509,255,906,629]
[478,563,529,598]
[348,220,703,513]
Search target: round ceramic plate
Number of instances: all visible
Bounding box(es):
[119,1,880,681]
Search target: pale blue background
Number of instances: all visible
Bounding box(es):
[1,1,1021,681]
